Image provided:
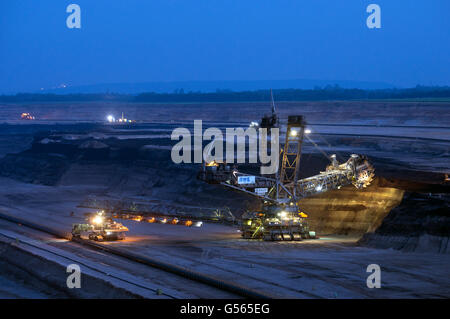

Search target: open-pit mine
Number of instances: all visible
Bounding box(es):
[0,101,448,298]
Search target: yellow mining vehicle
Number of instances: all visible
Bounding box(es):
[72,211,128,241]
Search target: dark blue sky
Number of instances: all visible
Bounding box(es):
[1,0,449,93]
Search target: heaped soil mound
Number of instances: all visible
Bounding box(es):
[359,192,450,253]
[0,152,69,185]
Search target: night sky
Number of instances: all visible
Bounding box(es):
[0,0,449,93]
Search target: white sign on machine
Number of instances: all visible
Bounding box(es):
[238,176,256,184]
[255,188,268,195]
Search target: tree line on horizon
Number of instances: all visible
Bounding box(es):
[1,85,449,103]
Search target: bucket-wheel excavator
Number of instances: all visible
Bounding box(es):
[198,115,375,241]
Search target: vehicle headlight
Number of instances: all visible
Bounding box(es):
[92,215,104,225]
